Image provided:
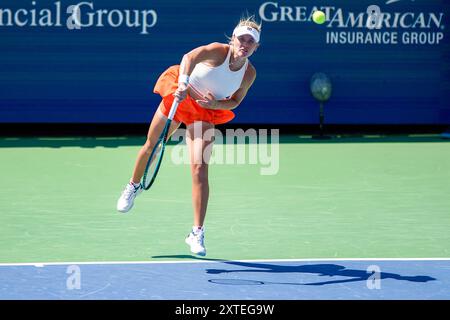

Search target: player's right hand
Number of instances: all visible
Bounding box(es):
[174,83,188,102]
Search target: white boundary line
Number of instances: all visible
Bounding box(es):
[1,257,450,267]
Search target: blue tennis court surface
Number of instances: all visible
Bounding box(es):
[1,258,449,300]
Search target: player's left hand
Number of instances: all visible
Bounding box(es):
[196,92,219,109]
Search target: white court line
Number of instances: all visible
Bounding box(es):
[0,257,450,267]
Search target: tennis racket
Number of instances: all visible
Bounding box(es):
[141,99,180,190]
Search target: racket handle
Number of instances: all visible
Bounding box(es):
[167,100,180,120]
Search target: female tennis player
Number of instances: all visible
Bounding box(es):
[117,17,260,256]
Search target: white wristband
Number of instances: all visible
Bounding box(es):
[178,74,189,85]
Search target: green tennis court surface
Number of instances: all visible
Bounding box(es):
[1,134,449,264]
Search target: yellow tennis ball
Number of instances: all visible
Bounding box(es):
[313,10,326,24]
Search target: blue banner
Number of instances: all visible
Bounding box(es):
[0,0,449,124]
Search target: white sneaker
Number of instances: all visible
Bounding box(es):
[117,182,143,213]
[185,231,206,256]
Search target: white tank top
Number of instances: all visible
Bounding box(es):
[189,46,248,100]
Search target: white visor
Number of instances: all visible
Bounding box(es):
[232,25,260,43]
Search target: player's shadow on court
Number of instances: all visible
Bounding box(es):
[152,255,436,286]
[207,261,436,286]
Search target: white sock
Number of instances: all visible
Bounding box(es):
[130,181,140,188]
[192,226,204,235]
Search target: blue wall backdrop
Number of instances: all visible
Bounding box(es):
[0,0,449,124]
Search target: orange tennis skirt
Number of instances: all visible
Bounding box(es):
[153,65,235,126]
